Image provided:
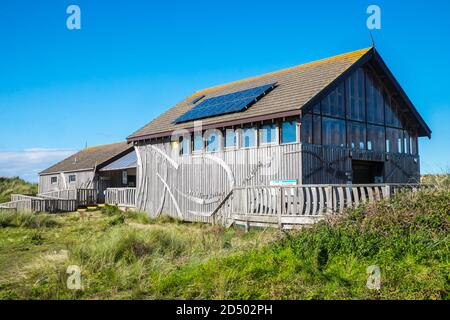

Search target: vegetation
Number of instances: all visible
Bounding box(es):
[0,212,58,229]
[0,184,448,300]
[0,177,38,204]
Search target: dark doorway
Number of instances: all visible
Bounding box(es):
[352,160,384,184]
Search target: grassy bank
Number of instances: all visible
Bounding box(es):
[0,177,38,204]
[0,185,448,300]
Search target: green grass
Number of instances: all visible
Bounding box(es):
[0,177,38,204]
[0,185,448,300]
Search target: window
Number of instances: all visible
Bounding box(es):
[281,119,297,144]
[260,123,277,145]
[300,114,312,144]
[366,72,384,124]
[51,176,58,184]
[322,83,345,118]
[206,131,220,152]
[181,136,190,155]
[403,130,410,154]
[410,133,418,155]
[69,175,76,183]
[225,129,236,148]
[347,121,366,150]
[241,128,256,148]
[346,68,366,121]
[386,128,403,153]
[367,125,385,152]
[322,117,346,147]
[193,132,203,152]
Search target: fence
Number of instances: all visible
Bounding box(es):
[105,188,136,207]
[0,197,77,213]
[37,188,96,206]
[0,189,97,214]
[214,183,428,229]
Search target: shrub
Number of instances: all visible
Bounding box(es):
[0,212,58,228]
[100,204,123,216]
[125,211,152,224]
[108,214,125,226]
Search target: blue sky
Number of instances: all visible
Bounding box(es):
[0,0,449,182]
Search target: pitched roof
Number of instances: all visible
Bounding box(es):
[128,48,373,141]
[99,150,137,171]
[40,142,133,175]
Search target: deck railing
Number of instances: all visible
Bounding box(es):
[0,189,97,213]
[37,189,77,200]
[105,188,136,207]
[0,197,77,213]
[217,183,430,229]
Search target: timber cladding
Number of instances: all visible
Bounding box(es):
[135,142,304,222]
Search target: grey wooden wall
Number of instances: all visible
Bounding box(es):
[38,170,95,194]
[135,141,421,220]
[135,142,303,221]
[301,143,420,184]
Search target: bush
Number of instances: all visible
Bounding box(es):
[100,204,123,216]
[0,212,58,228]
[72,227,189,269]
[0,177,38,204]
[125,211,152,224]
[125,211,182,225]
[108,214,125,226]
[153,186,450,299]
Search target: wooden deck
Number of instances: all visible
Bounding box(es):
[214,183,429,229]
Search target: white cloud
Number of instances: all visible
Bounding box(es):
[0,148,77,183]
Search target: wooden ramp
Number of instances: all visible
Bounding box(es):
[0,189,97,214]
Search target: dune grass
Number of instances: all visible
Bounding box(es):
[0,177,38,204]
[0,182,448,300]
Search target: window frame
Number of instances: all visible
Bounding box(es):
[224,129,237,149]
[205,130,221,153]
[259,123,277,145]
[240,127,257,149]
[68,174,76,184]
[192,132,204,153]
[280,118,297,145]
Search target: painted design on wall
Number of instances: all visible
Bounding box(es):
[136,144,237,219]
[156,172,183,219]
[241,154,275,186]
[193,153,235,189]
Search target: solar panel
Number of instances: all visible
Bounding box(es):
[174,83,276,124]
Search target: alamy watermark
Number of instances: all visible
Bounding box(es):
[66,5,81,30]
[366,265,381,290]
[367,5,381,30]
[66,265,82,290]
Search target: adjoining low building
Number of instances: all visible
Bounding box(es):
[39,142,136,202]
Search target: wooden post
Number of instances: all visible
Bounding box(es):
[244,187,249,232]
[383,185,391,200]
[326,186,333,215]
[277,187,283,229]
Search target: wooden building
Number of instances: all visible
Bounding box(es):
[127,47,431,221]
[39,142,136,202]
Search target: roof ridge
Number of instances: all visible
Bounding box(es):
[82,141,129,151]
[193,47,372,96]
